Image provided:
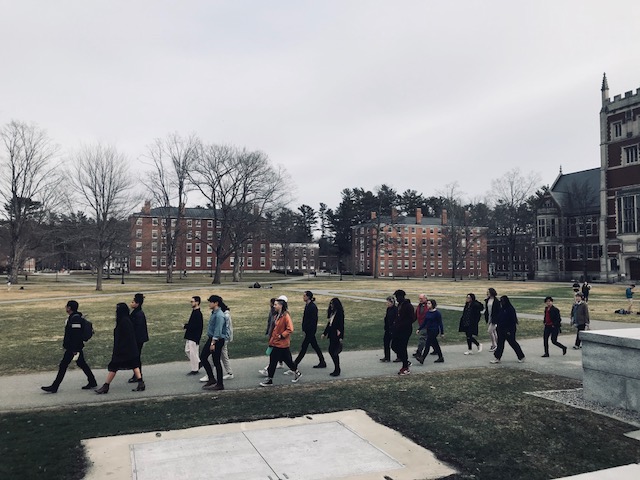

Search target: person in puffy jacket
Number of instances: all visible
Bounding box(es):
[459,293,484,355]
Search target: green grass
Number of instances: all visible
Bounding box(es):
[2,369,639,480]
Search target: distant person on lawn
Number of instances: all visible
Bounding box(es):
[41,300,97,394]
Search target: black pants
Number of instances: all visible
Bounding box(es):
[52,349,96,389]
[200,337,225,387]
[294,332,325,367]
[495,328,524,360]
[425,329,443,359]
[328,338,342,373]
[575,324,586,347]
[466,332,479,350]
[267,347,297,378]
[391,330,411,369]
[382,331,392,360]
[543,326,566,354]
[132,342,145,377]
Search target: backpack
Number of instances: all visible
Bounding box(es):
[81,317,94,342]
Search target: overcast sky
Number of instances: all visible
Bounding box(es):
[2,0,640,212]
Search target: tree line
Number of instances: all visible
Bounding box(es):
[0,119,547,289]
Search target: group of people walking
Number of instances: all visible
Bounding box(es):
[42,293,149,394]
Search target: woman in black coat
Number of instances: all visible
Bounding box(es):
[95,303,145,394]
[490,295,525,363]
[459,293,484,355]
[380,296,397,362]
[323,297,345,377]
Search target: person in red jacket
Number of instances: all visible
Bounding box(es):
[541,296,567,357]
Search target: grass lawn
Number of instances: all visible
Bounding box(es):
[0,276,638,375]
[1,369,639,480]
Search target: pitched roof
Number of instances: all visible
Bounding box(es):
[549,167,600,213]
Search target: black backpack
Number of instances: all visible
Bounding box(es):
[81,317,94,342]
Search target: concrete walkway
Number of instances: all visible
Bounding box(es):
[1,318,636,414]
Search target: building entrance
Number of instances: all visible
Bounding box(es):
[629,258,640,281]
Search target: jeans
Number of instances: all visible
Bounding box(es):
[200,337,225,386]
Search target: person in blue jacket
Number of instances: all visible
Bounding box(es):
[416,299,444,364]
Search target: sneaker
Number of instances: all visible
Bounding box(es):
[313,362,327,369]
[258,369,268,376]
[283,369,294,375]
[292,371,302,383]
[477,343,483,353]
[416,355,425,365]
[408,361,412,367]
[434,358,444,363]
[276,363,284,369]
[223,373,234,380]
[541,353,549,358]
[392,358,402,362]
[518,357,525,363]
[398,368,411,375]
[464,350,473,355]
[490,358,501,364]
[562,346,567,356]
[200,375,208,382]
[489,346,496,351]
[260,378,273,387]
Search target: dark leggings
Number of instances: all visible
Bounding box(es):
[267,347,297,378]
[543,326,566,354]
[328,338,342,373]
[425,329,443,359]
[495,328,524,360]
[382,331,392,360]
[466,333,479,350]
[201,337,226,386]
[294,332,325,366]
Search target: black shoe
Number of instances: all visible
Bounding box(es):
[313,362,327,369]
[127,376,139,383]
[82,382,98,390]
[330,371,341,377]
[133,381,146,392]
[429,351,438,356]
[186,371,199,376]
[541,353,549,357]
[41,385,58,393]
[562,346,567,355]
[392,358,402,362]
[434,358,444,363]
[379,358,390,362]
[95,383,110,394]
[416,355,425,365]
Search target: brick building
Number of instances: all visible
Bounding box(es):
[351,208,488,279]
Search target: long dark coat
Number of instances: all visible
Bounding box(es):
[107,312,141,371]
[458,300,484,336]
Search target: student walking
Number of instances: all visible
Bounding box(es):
[183,296,203,375]
[490,296,525,364]
[260,295,302,386]
[219,300,234,380]
[416,299,444,364]
[391,290,414,375]
[541,296,567,357]
[459,293,484,355]
[41,300,97,393]
[128,293,149,384]
[322,298,345,377]
[201,295,228,391]
[95,303,145,394]
[572,292,590,349]
[380,296,397,362]
[292,291,326,370]
[485,288,500,351]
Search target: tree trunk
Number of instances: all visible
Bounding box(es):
[232,251,241,282]
[95,268,103,291]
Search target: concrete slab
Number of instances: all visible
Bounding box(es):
[83,409,457,480]
[553,463,640,479]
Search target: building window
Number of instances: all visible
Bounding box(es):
[186,243,192,253]
[207,257,212,267]
[151,242,157,253]
[187,219,192,227]
[260,257,266,267]
[152,229,158,239]
[135,256,142,267]
[617,195,638,233]
[247,244,253,254]
[247,257,253,267]
[195,244,201,254]
[207,231,213,240]
[136,229,142,239]
[136,242,142,253]
[151,256,157,267]
[195,219,201,227]
[152,218,158,226]
[261,244,266,254]
[161,257,167,267]
[186,257,192,267]
[624,145,639,164]
[136,218,142,226]
[613,122,622,138]
[207,220,213,228]
[195,257,201,267]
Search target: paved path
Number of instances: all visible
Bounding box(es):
[1,319,636,414]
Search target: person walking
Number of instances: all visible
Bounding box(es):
[219,300,234,380]
[291,291,326,371]
[581,281,591,302]
[391,289,414,375]
[626,284,635,313]
[572,292,590,349]
[416,299,444,364]
[322,297,345,377]
[41,300,97,393]
[380,296,397,362]
[258,298,282,377]
[260,295,302,386]
[201,295,228,391]
[128,293,149,384]
[183,296,203,375]
[490,296,525,364]
[459,293,484,355]
[412,294,429,358]
[541,296,567,357]
[95,303,145,394]
[484,288,500,352]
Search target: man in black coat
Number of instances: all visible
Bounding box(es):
[292,290,326,369]
[542,296,567,357]
[128,293,149,383]
[391,289,414,375]
[184,295,203,375]
[41,300,97,393]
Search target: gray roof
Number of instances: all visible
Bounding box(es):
[550,167,600,213]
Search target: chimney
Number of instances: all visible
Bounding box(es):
[142,200,151,215]
[391,207,398,224]
[441,208,448,226]
[415,207,422,224]
[371,211,377,221]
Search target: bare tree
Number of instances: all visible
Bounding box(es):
[0,120,60,283]
[439,182,472,281]
[490,168,541,280]
[67,143,135,291]
[191,144,288,284]
[143,133,200,283]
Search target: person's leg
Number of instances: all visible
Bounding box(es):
[507,333,525,360]
[551,328,566,353]
[466,334,473,351]
[399,332,410,369]
[266,349,279,379]
[293,334,311,366]
[328,339,340,374]
[494,330,506,360]
[415,330,426,357]
[211,339,225,388]
[186,340,200,372]
[200,338,215,383]
[96,371,116,393]
[220,342,233,375]
[431,332,443,361]
[75,350,97,386]
[130,342,144,382]
[575,324,586,347]
[543,326,551,355]
[309,335,326,365]
[382,331,392,360]
[45,350,74,391]
[488,323,498,349]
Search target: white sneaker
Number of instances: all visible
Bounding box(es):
[260,379,273,387]
[518,357,525,363]
[292,371,302,383]
[283,369,294,375]
[199,375,208,382]
[490,358,501,364]
[258,368,268,376]
[223,373,234,380]
[477,343,483,353]
[464,350,473,355]
[276,363,285,369]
